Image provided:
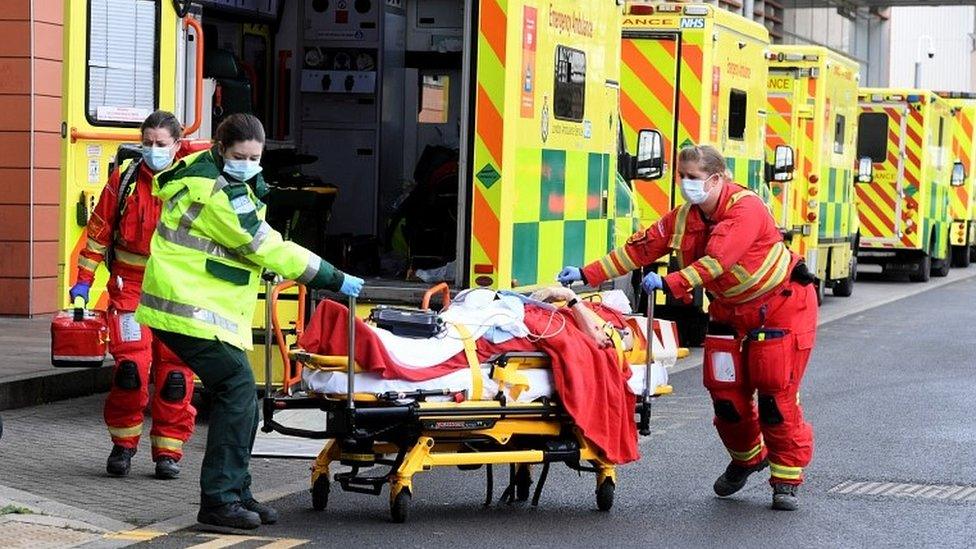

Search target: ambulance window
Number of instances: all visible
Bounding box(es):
[856,112,888,163]
[728,89,747,140]
[834,115,846,154]
[419,75,450,124]
[86,0,159,126]
[554,46,586,122]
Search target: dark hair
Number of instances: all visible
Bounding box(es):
[215,113,266,149]
[141,110,183,140]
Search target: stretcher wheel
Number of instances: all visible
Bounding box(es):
[596,479,615,512]
[311,476,330,511]
[390,490,411,523]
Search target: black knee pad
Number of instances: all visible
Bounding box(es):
[758,395,784,425]
[160,372,187,402]
[114,361,141,390]
[713,399,741,423]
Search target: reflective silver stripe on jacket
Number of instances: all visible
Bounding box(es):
[140,293,239,334]
[232,221,272,256]
[155,223,243,262]
[296,254,321,285]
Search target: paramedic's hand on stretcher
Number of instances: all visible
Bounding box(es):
[339,274,365,297]
[557,266,583,286]
[69,282,91,305]
[642,272,663,293]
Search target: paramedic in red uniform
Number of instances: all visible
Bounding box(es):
[558,144,818,511]
[69,111,206,480]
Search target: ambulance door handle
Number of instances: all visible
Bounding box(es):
[183,17,205,136]
[602,190,609,217]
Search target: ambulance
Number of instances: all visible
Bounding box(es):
[619,2,783,343]
[936,92,976,268]
[855,89,955,282]
[58,0,662,384]
[765,46,860,299]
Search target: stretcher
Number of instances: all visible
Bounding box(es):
[260,282,678,523]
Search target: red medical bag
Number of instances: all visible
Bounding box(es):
[50,306,109,368]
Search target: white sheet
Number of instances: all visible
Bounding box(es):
[303,362,670,403]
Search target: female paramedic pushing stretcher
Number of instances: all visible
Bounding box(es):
[135,114,366,530]
[70,111,206,481]
[559,144,818,512]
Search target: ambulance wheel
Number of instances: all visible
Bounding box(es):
[951,245,971,268]
[596,479,615,512]
[909,254,931,283]
[311,476,330,511]
[932,255,951,277]
[515,465,532,502]
[390,490,411,523]
[832,252,856,297]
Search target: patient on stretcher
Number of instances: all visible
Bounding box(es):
[296,286,677,404]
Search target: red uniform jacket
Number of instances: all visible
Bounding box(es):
[583,181,798,306]
[77,141,209,285]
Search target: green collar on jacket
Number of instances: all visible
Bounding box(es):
[155,145,269,200]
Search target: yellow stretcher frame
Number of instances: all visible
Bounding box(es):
[261,290,677,522]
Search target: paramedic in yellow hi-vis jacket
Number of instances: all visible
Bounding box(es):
[135,114,365,530]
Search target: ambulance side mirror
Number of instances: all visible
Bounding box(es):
[951,161,966,187]
[635,129,664,180]
[767,145,794,182]
[857,157,874,183]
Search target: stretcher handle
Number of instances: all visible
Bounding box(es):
[421,282,451,311]
[639,291,655,436]
[263,275,276,400]
[347,295,356,411]
[270,280,307,393]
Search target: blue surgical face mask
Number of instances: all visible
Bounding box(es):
[223,159,263,182]
[142,145,176,172]
[680,174,716,205]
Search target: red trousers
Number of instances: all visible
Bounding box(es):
[704,280,817,485]
[103,272,196,461]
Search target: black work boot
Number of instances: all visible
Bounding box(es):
[197,502,261,530]
[154,457,180,480]
[713,459,769,497]
[243,498,279,524]
[772,483,799,511]
[106,445,137,477]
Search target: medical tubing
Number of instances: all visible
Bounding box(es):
[347,295,357,410]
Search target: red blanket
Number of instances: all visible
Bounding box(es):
[298,300,638,464]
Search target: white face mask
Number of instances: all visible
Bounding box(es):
[680,173,716,205]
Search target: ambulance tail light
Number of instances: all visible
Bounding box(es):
[629,5,655,15]
[808,186,819,197]
[806,212,817,223]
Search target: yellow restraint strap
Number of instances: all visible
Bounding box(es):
[451,323,483,400]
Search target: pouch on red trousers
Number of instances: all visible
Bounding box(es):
[702,334,744,390]
[745,328,794,393]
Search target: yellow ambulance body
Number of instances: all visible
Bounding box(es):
[620,1,770,343]
[936,92,976,268]
[855,89,954,281]
[765,46,860,299]
[59,0,656,386]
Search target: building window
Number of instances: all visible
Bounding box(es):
[418,75,449,124]
[86,0,159,126]
[834,115,846,154]
[856,112,888,163]
[728,89,747,140]
[554,46,585,122]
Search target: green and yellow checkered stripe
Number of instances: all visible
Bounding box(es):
[818,168,855,240]
[511,150,621,286]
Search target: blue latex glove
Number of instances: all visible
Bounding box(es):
[339,274,364,298]
[557,266,583,286]
[642,272,663,293]
[69,282,91,305]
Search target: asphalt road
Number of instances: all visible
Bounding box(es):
[133,275,976,548]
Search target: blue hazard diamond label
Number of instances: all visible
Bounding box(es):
[477,164,501,188]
